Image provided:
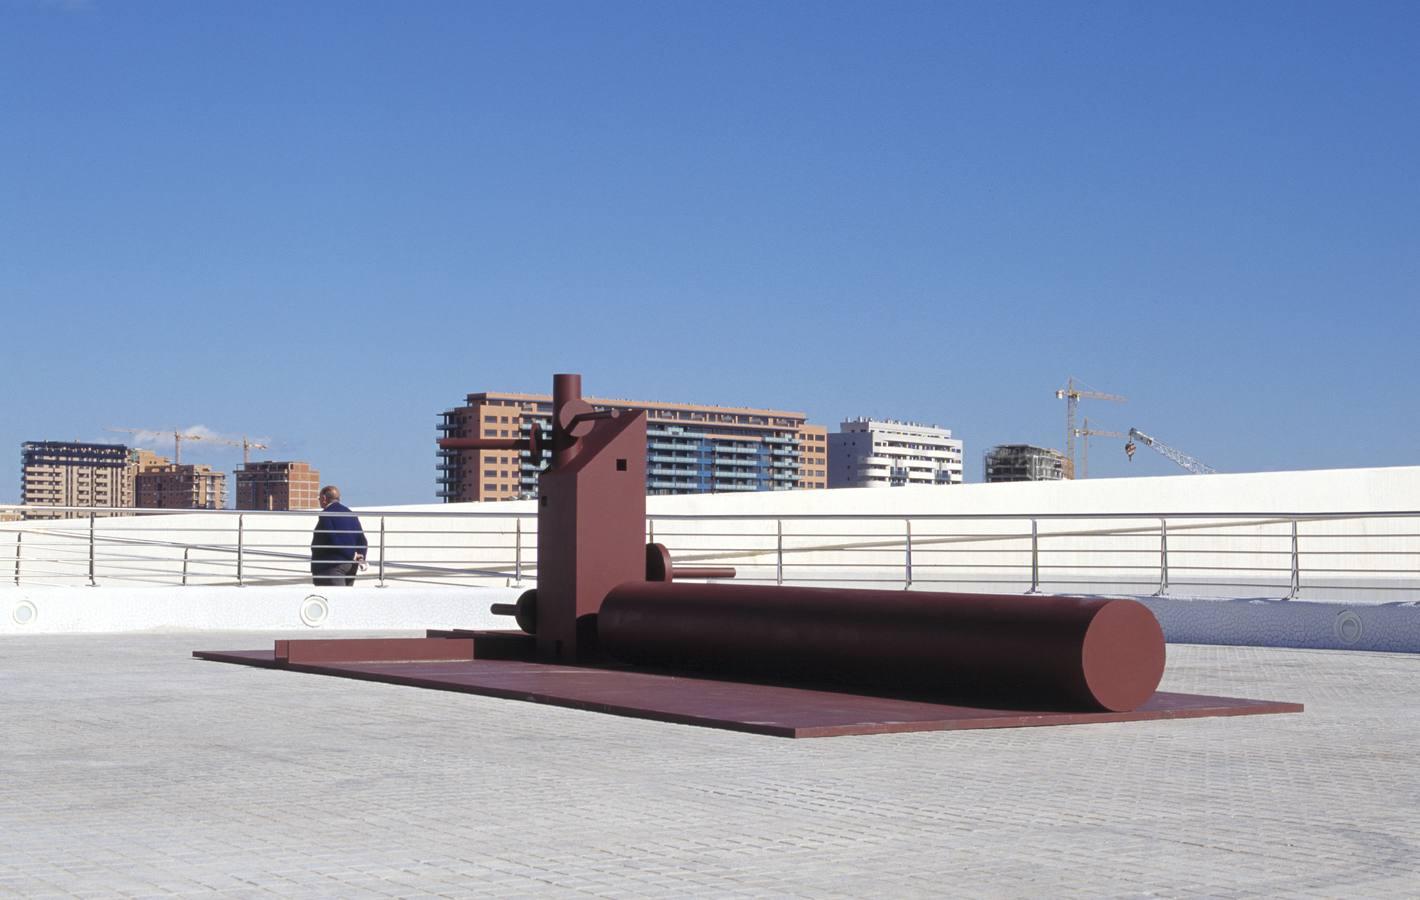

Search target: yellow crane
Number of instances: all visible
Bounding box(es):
[1073,418,1127,479]
[105,426,204,464]
[1055,377,1126,478]
[203,436,271,466]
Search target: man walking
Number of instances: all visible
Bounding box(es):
[311,485,367,586]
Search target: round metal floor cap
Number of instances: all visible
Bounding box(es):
[300,595,330,628]
[12,600,37,626]
[1334,610,1364,645]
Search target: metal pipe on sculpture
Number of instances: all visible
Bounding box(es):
[644,543,736,582]
[598,581,1166,712]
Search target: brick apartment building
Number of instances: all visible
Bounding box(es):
[235,461,321,510]
[437,391,829,502]
[134,463,227,510]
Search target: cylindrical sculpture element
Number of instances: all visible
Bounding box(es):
[599,582,1165,712]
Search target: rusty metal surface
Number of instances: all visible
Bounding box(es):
[535,377,646,662]
[191,649,1301,738]
[489,590,539,634]
[600,582,1166,712]
[426,630,538,659]
[645,542,736,582]
[273,637,476,665]
[670,566,738,580]
[192,648,282,667]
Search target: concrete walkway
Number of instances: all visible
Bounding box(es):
[2,633,1417,897]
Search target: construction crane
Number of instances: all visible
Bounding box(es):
[1125,428,1216,475]
[105,426,204,464]
[1055,377,1126,479]
[204,436,271,466]
[1072,418,1127,479]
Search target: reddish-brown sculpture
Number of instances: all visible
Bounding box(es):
[599,583,1165,712]
[196,372,1301,737]
[444,373,646,661]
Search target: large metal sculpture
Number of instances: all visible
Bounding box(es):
[441,373,647,662]
[197,373,1301,737]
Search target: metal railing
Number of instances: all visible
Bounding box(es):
[1,506,533,589]
[1,504,1417,602]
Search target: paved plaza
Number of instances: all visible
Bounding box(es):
[2,632,1417,898]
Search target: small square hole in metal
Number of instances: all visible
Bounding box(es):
[616,458,628,471]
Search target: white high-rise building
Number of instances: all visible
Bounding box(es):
[827,418,964,488]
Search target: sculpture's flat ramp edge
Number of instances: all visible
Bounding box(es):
[193,649,281,667]
[192,650,1303,738]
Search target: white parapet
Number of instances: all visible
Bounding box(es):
[3,464,1420,640]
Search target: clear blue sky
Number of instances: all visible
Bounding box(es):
[3,0,1417,504]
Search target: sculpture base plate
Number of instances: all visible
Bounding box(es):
[194,635,1302,739]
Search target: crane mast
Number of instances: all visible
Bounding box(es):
[1073,418,1127,479]
[1125,428,1216,475]
[1055,377,1126,478]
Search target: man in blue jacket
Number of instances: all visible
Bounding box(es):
[311,485,367,586]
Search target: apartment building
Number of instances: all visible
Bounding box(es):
[134,463,227,510]
[20,442,135,517]
[827,419,964,488]
[129,449,168,474]
[438,391,829,502]
[235,461,321,510]
[983,444,1067,482]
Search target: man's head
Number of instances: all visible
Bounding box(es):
[319,485,341,509]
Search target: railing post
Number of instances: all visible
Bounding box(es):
[647,517,655,545]
[1028,518,1039,593]
[514,517,523,585]
[1286,518,1300,600]
[88,512,97,587]
[13,530,21,586]
[776,519,784,586]
[904,518,913,589]
[377,516,387,588]
[1154,517,1169,596]
[182,547,190,586]
[236,514,244,587]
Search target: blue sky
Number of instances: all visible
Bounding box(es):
[2,0,1417,504]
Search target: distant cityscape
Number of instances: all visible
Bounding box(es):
[15,442,320,518]
[12,387,1076,517]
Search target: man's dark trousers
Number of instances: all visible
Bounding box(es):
[311,562,358,587]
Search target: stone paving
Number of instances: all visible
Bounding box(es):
[1,632,1417,898]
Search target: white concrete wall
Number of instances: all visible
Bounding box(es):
[648,465,1420,601]
[3,464,1418,604]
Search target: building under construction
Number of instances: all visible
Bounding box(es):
[984,444,1067,483]
[134,463,227,510]
[235,461,321,510]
